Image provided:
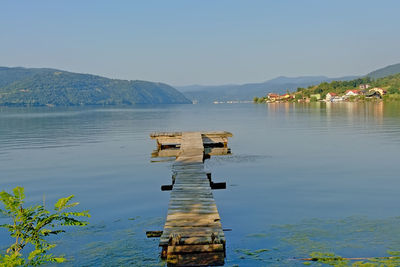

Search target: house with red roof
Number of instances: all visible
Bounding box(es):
[345,89,362,96]
[325,92,337,101]
[268,93,280,101]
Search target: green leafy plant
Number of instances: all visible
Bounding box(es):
[0,186,90,266]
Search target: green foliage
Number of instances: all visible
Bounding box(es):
[367,63,400,79]
[383,94,400,102]
[313,87,323,94]
[257,97,265,103]
[253,96,267,103]
[387,86,399,94]
[0,67,190,106]
[294,74,400,100]
[0,187,90,266]
[295,94,302,100]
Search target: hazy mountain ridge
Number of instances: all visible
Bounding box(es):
[0,67,190,106]
[178,63,400,103]
[178,75,358,103]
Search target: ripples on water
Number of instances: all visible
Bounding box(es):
[1,103,400,266]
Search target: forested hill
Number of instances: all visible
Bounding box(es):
[294,73,400,98]
[367,63,400,79]
[0,67,191,106]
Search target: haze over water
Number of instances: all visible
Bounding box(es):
[1,102,400,266]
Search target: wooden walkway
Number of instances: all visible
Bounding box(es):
[150,131,232,266]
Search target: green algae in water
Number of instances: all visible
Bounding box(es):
[246,232,268,238]
[254,248,270,253]
[52,217,164,266]
[234,248,270,261]
[301,251,400,267]
[228,216,400,266]
[43,215,400,266]
[272,216,400,256]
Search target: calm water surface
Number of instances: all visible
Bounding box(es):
[1,102,400,266]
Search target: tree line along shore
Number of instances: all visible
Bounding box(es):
[254,73,400,104]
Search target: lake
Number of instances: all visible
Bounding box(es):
[1,102,400,266]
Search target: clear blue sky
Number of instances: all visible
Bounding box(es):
[1,0,400,85]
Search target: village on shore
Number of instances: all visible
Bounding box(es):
[255,84,387,103]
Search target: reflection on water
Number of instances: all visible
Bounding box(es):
[1,103,400,266]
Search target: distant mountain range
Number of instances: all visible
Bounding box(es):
[177,76,358,103]
[178,63,400,103]
[0,67,190,106]
[1,62,399,106]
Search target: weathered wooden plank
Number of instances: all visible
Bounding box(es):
[174,177,207,181]
[166,252,225,266]
[168,202,217,207]
[166,209,219,215]
[168,201,217,206]
[174,175,206,179]
[169,200,212,204]
[167,203,217,208]
[171,186,211,190]
[160,237,225,246]
[150,131,232,138]
[167,211,219,216]
[167,204,218,209]
[172,186,211,190]
[160,228,224,235]
[161,228,224,235]
[168,197,215,201]
[165,217,220,223]
[164,221,222,228]
[167,206,217,210]
[167,244,224,254]
[167,207,217,211]
[168,200,216,204]
[161,226,224,231]
[160,236,224,246]
[168,204,216,209]
[170,192,212,196]
[160,233,225,242]
[160,230,225,243]
[173,164,204,168]
[159,238,221,246]
[168,204,215,208]
[165,215,220,223]
[174,178,208,181]
[166,213,220,220]
[170,194,213,199]
[174,169,205,172]
[171,192,212,195]
[173,181,209,185]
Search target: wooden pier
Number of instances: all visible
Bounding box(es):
[150,131,232,266]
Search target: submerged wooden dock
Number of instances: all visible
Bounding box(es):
[150,131,232,266]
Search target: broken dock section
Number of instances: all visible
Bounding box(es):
[150,131,232,266]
